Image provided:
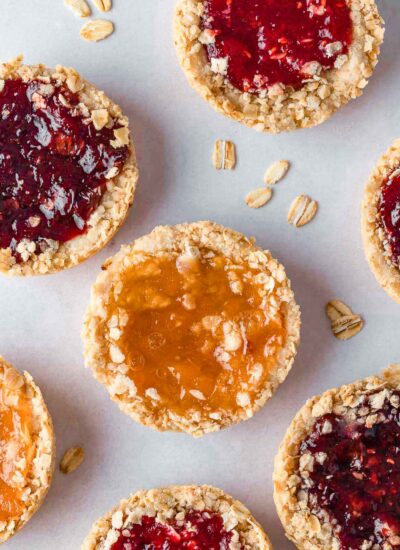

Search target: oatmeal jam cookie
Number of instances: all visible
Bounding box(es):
[81,485,272,550]
[0,356,55,543]
[362,139,400,304]
[82,221,300,437]
[174,0,384,133]
[274,364,400,550]
[0,56,138,276]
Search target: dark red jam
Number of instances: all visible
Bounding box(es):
[202,0,353,92]
[0,78,128,260]
[300,392,400,549]
[110,511,238,550]
[378,169,400,267]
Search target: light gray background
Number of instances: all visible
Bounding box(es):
[0,1,399,548]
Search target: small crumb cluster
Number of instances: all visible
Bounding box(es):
[64,0,114,42]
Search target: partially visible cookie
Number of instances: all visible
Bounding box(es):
[0,56,138,276]
[362,139,400,303]
[82,221,300,437]
[174,0,384,133]
[0,356,55,543]
[274,364,400,550]
[81,485,272,549]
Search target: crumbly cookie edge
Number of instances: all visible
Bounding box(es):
[361,138,400,304]
[0,356,55,543]
[81,485,272,550]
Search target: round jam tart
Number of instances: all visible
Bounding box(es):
[362,140,400,304]
[174,0,384,133]
[83,221,300,436]
[0,56,138,276]
[82,485,271,550]
[274,364,400,550]
[0,356,55,543]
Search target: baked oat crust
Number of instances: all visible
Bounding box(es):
[273,364,400,550]
[0,56,138,276]
[0,356,55,544]
[361,139,400,303]
[82,221,301,437]
[174,0,384,133]
[81,485,272,550]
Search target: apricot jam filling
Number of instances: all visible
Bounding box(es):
[111,511,236,550]
[378,168,400,267]
[108,251,286,418]
[299,391,400,549]
[0,77,129,261]
[201,0,353,92]
[0,385,34,522]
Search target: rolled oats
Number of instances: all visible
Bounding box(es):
[287,194,318,227]
[93,0,112,12]
[331,314,364,340]
[212,140,236,170]
[80,20,114,42]
[64,0,91,17]
[325,299,353,322]
[264,160,290,185]
[245,187,273,209]
[60,446,85,474]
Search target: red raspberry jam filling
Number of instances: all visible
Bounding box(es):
[378,168,400,267]
[110,511,238,550]
[0,78,128,260]
[202,0,353,92]
[299,392,400,549]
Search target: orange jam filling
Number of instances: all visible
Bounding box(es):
[0,386,34,522]
[110,251,287,416]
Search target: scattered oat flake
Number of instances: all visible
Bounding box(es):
[60,447,84,474]
[325,299,353,322]
[245,187,273,209]
[65,0,91,17]
[212,140,236,170]
[80,19,114,42]
[287,194,318,227]
[189,389,206,400]
[264,160,290,185]
[331,314,364,341]
[93,0,112,12]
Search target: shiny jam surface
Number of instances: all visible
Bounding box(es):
[110,511,236,550]
[300,392,400,549]
[0,78,128,259]
[0,386,34,522]
[378,169,400,267]
[110,252,286,417]
[202,0,353,92]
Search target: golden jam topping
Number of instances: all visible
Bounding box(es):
[0,385,34,522]
[109,251,287,418]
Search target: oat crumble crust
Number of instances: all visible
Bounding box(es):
[82,221,301,437]
[0,356,55,544]
[361,139,400,304]
[273,364,400,550]
[0,56,138,276]
[173,0,384,133]
[81,485,272,550]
